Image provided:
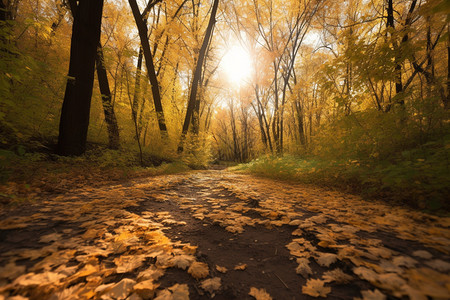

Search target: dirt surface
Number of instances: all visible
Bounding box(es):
[0,170,449,299]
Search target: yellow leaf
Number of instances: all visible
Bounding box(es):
[302,279,331,297]
[249,287,272,300]
[114,255,145,273]
[155,283,189,300]
[0,262,26,280]
[97,278,136,300]
[188,262,209,279]
[200,277,221,294]
[216,265,228,273]
[234,263,247,270]
[134,280,159,299]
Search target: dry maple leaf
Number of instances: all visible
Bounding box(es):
[188,262,209,279]
[316,253,338,267]
[96,278,136,300]
[355,289,386,300]
[425,259,450,272]
[296,258,312,278]
[249,287,273,300]
[322,268,353,284]
[154,283,189,300]
[234,263,247,270]
[137,266,165,281]
[302,279,331,297]
[170,255,195,270]
[114,255,145,273]
[216,265,228,273]
[200,277,222,294]
[133,280,159,299]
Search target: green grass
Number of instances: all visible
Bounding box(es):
[231,142,450,213]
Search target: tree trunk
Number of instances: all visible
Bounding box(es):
[178,0,219,153]
[128,0,168,138]
[57,0,104,156]
[96,44,120,149]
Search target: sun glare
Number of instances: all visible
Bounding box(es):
[221,45,253,86]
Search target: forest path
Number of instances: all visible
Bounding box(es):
[0,170,449,299]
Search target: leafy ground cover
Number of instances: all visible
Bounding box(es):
[231,146,450,213]
[0,170,449,299]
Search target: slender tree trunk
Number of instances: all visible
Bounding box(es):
[128,0,168,138]
[178,0,219,153]
[96,44,120,149]
[57,0,104,156]
[446,23,450,109]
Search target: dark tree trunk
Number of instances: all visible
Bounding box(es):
[128,0,168,138]
[96,44,120,149]
[57,0,104,156]
[178,0,220,153]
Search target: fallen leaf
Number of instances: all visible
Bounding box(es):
[392,256,417,268]
[188,262,209,279]
[295,258,312,278]
[316,253,338,267]
[39,233,62,243]
[0,262,26,280]
[425,259,450,272]
[216,265,228,273]
[411,250,432,260]
[234,263,247,270]
[14,272,65,287]
[249,287,272,300]
[322,268,353,284]
[114,255,145,273]
[97,278,135,300]
[200,277,221,294]
[137,266,164,281]
[170,255,195,270]
[133,280,159,299]
[302,279,331,297]
[154,283,189,300]
[355,289,386,300]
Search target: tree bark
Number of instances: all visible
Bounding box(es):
[178,0,220,153]
[128,0,168,138]
[96,44,120,149]
[57,0,104,156]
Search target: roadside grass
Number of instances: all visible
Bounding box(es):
[0,147,191,207]
[231,142,449,213]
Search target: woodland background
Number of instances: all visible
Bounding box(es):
[0,0,449,211]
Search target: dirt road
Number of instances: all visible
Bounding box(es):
[0,170,449,299]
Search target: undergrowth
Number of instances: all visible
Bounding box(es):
[0,145,191,207]
[232,138,449,213]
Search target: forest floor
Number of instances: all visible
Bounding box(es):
[0,170,449,300]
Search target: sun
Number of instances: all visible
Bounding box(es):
[221,45,253,86]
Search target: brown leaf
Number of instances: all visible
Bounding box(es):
[302,279,331,297]
[295,258,312,278]
[200,277,221,294]
[322,268,353,284]
[234,263,247,270]
[188,262,209,279]
[154,283,189,300]
[316,253,338,267]
[134,280,159,299]
[216,265,228,273]
[249,287,273,300]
